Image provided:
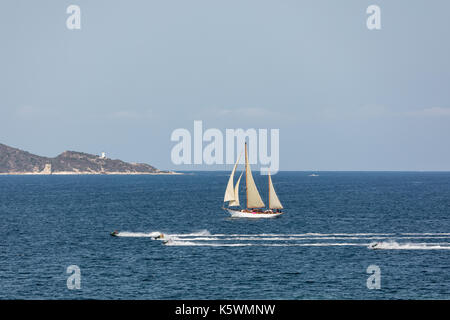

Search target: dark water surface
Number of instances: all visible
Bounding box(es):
[0,172,449,299]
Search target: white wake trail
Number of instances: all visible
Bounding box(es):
[400,233,450,236]
[206,233,396,237]
[114,230,211,239]
[174,236,391,241]
[113,230,450,250]
[164,241,369,247]
[369,241,450,250]
[170,230,212,237]
[115,231,162,238]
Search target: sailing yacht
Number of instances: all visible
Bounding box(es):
[223,143,284,218]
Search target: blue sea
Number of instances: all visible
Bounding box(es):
[0,172,449,299]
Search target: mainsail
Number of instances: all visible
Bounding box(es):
[268,171,283,209]
[228,172,243,207]
[245,143,265,208]
[224,151,241,202]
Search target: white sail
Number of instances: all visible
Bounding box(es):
[245,143,265,208]
[228,172,243,207]
[224,151,241,202]
[268,171,283,209]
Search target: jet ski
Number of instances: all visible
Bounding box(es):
[110,230,119,237]
[153,233,165,240]
[369,242,380,249]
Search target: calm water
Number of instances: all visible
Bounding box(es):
[0,172,449,299]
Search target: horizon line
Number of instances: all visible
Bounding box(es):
[169,169,450,173]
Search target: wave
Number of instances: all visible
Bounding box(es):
[369,241,450,250]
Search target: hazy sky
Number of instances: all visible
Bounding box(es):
[1,0,449,171]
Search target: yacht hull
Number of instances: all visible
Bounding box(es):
[225,208,283,218]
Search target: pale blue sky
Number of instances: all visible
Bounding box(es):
[1,0,449,171]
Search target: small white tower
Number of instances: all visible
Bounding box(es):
[100,152,106,159]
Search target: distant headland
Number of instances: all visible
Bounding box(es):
[0,143,179,175]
